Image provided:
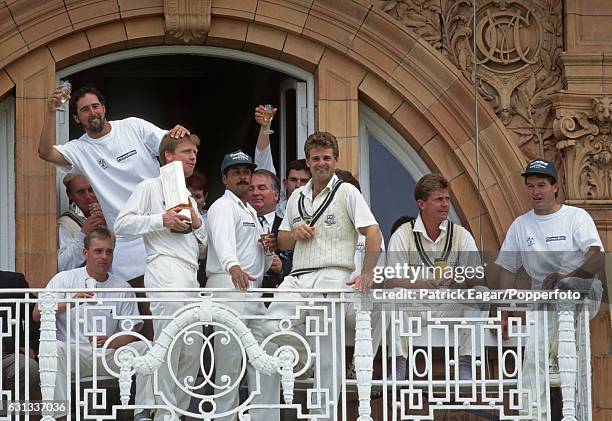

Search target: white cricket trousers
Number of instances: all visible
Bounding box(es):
[145,255,202,421]
[206,273,280,421]
[262,267,352,421]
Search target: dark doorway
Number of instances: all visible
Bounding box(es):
[66,55,289,203]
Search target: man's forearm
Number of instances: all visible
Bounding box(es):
[278,231,296,251]
[566,247,605,279]
[38,111,56,160]
[361,225,383,275]
[109,334,138,349]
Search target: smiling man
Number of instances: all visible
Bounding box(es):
[38,86,189,282]
[262,131,382,420]
[384,173,487,381]
[247,169,286,287]
[114,133,207,421]
[495,158,605,418]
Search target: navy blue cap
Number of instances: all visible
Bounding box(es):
[220,150,257,174]
[521,159,558,181]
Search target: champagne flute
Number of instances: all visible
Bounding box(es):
[263,104,275,135]
[260,228,274,256]
[57,81,72,111]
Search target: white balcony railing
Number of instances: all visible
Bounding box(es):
[0,287,593,420]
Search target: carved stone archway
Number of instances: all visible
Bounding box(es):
[0,0,528,286]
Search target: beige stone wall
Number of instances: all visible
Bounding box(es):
[0,0,610,416]
[0,0,529,288]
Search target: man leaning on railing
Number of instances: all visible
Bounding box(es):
[33,228,153,419]
[495,159,605,419]
[384,173,489,381]
[262,131,382,420]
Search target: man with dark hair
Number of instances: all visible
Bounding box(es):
[33,227,153,420]
[57,174,106,271]
[114,133,206,421]
[253,105,311,217]
[384,173,488,380]
[495,159,604,418]
[206,151,279,421]
[186,170,209,218]
[247,169,287,289]
[263,132,382,419]
[38,85,189,282]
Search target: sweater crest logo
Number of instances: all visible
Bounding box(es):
[324,214,336,225]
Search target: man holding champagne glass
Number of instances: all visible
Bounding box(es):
[57,173,106,271]
[38,85,189,283]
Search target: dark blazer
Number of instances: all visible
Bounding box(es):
[0,271,39,354]
[262,214,293,289]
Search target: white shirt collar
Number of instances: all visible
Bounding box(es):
[263,211,276,227]
[223,189,256,214]
[412,213,448,243]
[302,174,339,200]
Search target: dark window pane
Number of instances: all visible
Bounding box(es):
[368,131,418,242]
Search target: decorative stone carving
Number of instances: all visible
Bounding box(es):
[553,95,612,200]
[164,0,211,43]
[379,0,564,162]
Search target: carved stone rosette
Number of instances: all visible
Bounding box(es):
[164,0,211,43]
[552,94,612,201]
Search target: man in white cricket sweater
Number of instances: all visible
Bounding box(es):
[206,151,279,421]
[114,133,206,421]
[262,132,382,419]
[385,173,489,381]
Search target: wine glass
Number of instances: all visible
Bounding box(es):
[260,228,274,256]
[263,104,275,135]
[57,81,72,111]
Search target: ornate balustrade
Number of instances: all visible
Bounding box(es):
[0,288,593,420]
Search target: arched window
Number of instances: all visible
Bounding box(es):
[359,103,459,242]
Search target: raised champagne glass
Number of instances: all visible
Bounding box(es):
[263,104,275,135]
[57,81,72,111]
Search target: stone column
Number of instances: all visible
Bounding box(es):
[315,50,365,178]
[552,1,612,418]
[4,47,57,288]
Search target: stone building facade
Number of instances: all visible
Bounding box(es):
[0,0,610,417]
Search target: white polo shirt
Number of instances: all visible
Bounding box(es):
[46,267,142,344]
[206,190,268,282]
